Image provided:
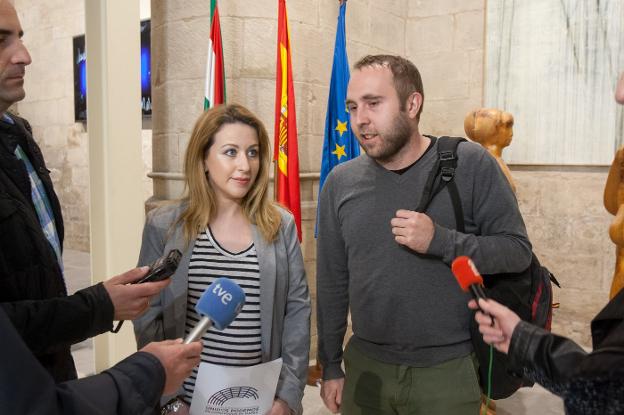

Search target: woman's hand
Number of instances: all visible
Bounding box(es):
[265,398,292,415]
[468,298,521,354]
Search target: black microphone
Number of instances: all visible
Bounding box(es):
[111,250,182,333]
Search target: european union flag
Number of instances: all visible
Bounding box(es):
[317,2,359,235]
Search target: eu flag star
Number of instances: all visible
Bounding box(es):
[332,143,347,161]
[335,120,348,137]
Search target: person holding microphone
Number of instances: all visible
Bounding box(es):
[469,74,624,415]
[471,292,623,415]
[1,305,202,415]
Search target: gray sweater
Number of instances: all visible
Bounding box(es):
[316,138,532,380]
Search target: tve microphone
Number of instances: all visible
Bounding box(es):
[451,256,488,301]
[183,277,245,344]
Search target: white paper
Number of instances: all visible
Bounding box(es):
[189,358,283,415]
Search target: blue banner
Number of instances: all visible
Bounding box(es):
[316,1,359,236]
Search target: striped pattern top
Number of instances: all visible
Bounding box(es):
[182,227,262,403]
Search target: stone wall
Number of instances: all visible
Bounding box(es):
[14,0,153,252]
[407,0,485,137]
[149,0,408,191]
[513,167,613,347]
[14,0,90,250]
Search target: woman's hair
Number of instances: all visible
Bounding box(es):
[179,103,281,242]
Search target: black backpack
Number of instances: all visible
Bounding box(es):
[416,136,561,399]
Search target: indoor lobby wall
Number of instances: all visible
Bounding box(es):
[11,0,617,354]
[14,0,91,251]
[14,0,153,252]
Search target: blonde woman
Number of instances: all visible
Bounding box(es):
[133,104,310,415]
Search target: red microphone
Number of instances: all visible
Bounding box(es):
[451,256,497,328]
[451,256,488,301]
[452,256,496,326]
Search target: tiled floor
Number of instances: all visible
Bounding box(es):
[64,249,96,378]
[298,374,564,414]
[64,249,564,414]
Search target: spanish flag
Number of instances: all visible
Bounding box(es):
[274,0,302,240]
[204,0,225,109]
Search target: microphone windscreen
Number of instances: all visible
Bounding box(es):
[451,256,484,292]
[195,277,245,330]
[169,249,182,268]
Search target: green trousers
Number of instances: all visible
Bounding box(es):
[341,342,481,415]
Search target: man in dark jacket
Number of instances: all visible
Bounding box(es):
[0,306,202,415]
[472,291,624,415]
[0,0,171,384]
[2,267,170,369]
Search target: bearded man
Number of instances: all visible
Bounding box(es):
[316,54,532,415]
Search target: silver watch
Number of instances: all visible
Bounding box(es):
[161,397,185,414]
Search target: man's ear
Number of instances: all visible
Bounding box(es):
[406,92,423,119]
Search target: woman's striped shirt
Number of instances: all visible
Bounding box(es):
[181,227,261,403]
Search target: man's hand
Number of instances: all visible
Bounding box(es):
[468,298,521,354]
[103,267,171,320]
[141,339,202,396]
[391,209,435,253]
[320,378,344,413]
[265,398,291,415]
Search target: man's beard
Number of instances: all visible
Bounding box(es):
[359,112,412,163]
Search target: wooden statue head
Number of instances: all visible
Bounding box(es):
[464,108,514,150]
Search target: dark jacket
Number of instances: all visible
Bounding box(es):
[508,289,624,414]
[0,308,164,415]
[0,114,72,381]
[2,283,114,355]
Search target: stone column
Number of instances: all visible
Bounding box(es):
[148,1,210,201]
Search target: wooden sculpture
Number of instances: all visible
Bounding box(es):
[464,108,518,415]
[604,73,624,299]
[464,108,516,193]
[604,147,624,299]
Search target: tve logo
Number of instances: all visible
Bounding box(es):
[196,277,246,330]
[212,282,233,305]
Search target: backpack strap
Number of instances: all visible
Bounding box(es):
[447,177,465,233]
[415,136,466,232]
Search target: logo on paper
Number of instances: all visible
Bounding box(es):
[206,386,260,415]
[207,386,259,406]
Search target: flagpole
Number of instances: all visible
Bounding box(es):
[273,162,278,199]
[307,0,359,386]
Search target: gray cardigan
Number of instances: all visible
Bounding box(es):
[132,202,311,414]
